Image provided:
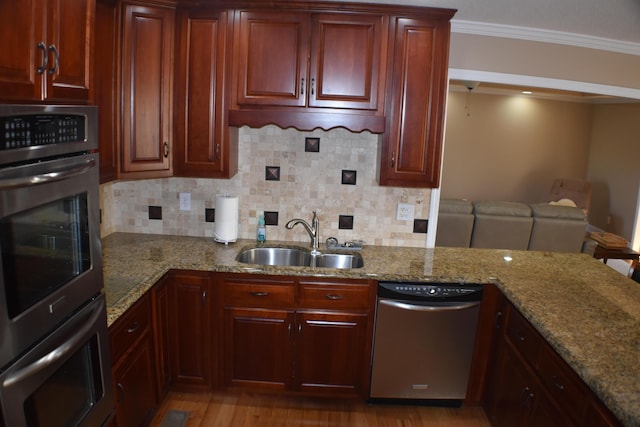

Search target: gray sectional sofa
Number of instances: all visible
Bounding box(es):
[436,198,594,254]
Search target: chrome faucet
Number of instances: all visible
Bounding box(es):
[286,211,320,254]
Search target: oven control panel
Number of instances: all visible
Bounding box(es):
[1,113,86,150]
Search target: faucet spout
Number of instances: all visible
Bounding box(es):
[285,211,320,253]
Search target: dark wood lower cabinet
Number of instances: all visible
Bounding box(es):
[170,270,214,390]
[296,311,369,395]
[109,293,158,427]
[224,307,294,391]
[112,334,157,427]
[483,302,623,427]
[220,274,374,398]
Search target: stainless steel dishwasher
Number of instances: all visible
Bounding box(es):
[370,281,483,405]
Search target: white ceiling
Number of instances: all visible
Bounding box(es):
[343,0,640,44]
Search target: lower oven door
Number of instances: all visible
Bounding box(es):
[0,294,114,427]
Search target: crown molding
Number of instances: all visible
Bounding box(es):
[451,20,640,57]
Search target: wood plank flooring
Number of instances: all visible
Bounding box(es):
[150,391,491,427]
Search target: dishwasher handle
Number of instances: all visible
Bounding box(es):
[378,298,480,312]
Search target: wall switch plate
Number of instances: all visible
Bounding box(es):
[396,203,415,221]
[179,192,191,211]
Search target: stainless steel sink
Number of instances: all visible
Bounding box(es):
[236,247,364,269]
[313,253,364,269]
[236,247,311,267]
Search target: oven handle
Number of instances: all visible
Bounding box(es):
[378,299,481,312]
[0,158,96,190]
[2,298,104,388]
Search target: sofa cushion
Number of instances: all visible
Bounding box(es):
[530,203,585,220]
[439,198,473,214]
[473,201,531,217]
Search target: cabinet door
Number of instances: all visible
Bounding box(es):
[0,0,44,101]
[95,0,118,183]
[223,307,294,391]
[151,274,171,400]
[378,15,451,187]
[295,311,368,396]
[121,3,173,175]
[113,334,157,427]
[170,272,212,389]
[308,14,386,111]
[235,10,309,107]
[174,9,238,178]
[46,0,94,101]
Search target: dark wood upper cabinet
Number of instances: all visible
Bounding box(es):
[229,8,387,132]
[173,8,238,178]
[0,0,94,103]
[308,13,386,111]
[377,14,453,188]
[234,11,309,108]
[120,2,174,177]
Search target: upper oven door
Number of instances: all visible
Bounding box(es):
[0,153,102,369]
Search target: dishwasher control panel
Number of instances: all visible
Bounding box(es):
[378,281,483,302]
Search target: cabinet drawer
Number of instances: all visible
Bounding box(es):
[109,295,151,363]
[298,283,370,310]
[224,282,295,308]
[505,306,541,366]
[537,345,588,424]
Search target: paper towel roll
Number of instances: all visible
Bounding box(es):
[213,194,238,244]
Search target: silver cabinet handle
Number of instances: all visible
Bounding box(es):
[325,294,343,300]
[36,42,48,74]
[391,151,396,168]
[311,77,315,95]
[126,322,140,333]
[250,291,268,297]
[550,375,565,391]
[163,141,169,158]
[48,44,59,75]
[300,77,305,95]
[117,383,125,403]
[215,143,220,160]
[202,290,207,304]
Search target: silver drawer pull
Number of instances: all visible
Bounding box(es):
[250,291,268,297]
[551,375,565,391]
[126,322,140,333]
[325,294,343,300]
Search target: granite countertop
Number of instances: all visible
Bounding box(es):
[102,232,640,427]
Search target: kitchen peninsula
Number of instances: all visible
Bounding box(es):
[102,232,639,427]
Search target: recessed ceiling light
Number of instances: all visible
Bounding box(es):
[522,90,533,95]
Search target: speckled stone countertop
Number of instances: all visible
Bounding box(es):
[102,232,640,427]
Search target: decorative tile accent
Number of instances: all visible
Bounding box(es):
[205,208,215,222]
[341,170,357,185]
[149,206,162,220]
[305,137,320,152]
[413,219,428,233]
[264,211,279,226]
[265,166,280,181]
[339,215,354,230]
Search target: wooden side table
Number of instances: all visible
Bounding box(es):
[593,245,640,264]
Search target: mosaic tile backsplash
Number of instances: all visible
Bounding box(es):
[100,126,433,247]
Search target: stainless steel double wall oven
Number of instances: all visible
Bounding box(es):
[0,105,114,426]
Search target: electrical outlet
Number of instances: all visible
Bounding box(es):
[396,203,415,221]
[179,192,191,211]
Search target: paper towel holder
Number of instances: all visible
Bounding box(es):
[213,193,238,244]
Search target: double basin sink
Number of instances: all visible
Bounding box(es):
[236,246,364,269]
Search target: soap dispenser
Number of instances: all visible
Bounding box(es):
[257,215,266,243]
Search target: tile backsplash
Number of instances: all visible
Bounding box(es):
[100,126,432,247]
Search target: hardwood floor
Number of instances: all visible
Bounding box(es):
[150,391,491,427]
